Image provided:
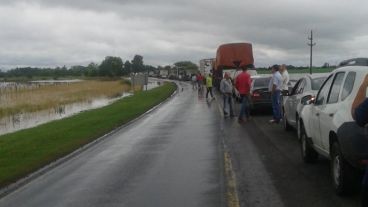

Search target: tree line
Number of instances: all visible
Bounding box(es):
[0,55,156,79]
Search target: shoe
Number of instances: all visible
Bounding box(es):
[238,118,244,123]
[269,119,280,124]
[230,114,235,118]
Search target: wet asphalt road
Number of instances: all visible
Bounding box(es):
[222,108,362,206]
[0,82,224,207]
[0,82,363,207]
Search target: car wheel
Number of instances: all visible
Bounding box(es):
[330,142,359,195]
[283,109,292,131]
[300,123,318,163]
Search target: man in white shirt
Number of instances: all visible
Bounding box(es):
[280,64,290,92]
[220,72,234,117]
[269,65,283,123]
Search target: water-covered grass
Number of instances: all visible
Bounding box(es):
[0,80,130,119]
[0,82,176,187]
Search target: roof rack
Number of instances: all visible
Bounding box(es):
[338,58,368,67]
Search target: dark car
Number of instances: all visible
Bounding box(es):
[250,76,272,110]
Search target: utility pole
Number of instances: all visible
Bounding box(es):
[307,30,316,74]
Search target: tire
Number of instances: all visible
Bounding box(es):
[282,109,292,131]
[297,119,301,140]
[330,142,359,195]
[300,123,318,163]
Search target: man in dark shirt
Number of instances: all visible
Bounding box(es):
[352,74,368,207]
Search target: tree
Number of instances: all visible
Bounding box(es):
[99,56,124,77]
[87,62,99,77]
[322,62,330,68]
[124,60,132,75]
[173,61,198,73]
[131,54,144,73]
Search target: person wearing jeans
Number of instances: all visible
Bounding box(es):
[269,65,283,123]
[220,72,234,117]
[239,94,250,120]
[235,67,252,122]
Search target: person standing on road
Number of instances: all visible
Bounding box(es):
[220,72,234,117]
[206,73,214,99]
[280,64,290,94]
[280,64,290,111]
[235,66,252,122]
[351,74,368,207]
[268,65,283,123]
[191,74,197,90]
[197,73,203,91]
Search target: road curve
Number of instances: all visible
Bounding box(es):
[0,82,225,207]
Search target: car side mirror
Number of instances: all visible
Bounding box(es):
[301,95,315,105]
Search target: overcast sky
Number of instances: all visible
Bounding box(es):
[0,0,367,69]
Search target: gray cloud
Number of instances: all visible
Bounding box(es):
[0,0,368,69]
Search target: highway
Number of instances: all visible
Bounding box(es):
[0,81,362,207]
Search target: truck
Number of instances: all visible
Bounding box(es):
[199,58,215,77]
[159,69,169,79]
[213,43,256,88]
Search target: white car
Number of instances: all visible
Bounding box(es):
[282,74,326,135]
[298,60,368,195]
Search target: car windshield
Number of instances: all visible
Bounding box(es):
[311,77,326,90]
[253,77,271,88]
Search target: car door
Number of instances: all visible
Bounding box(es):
[285,79,302,124]
[311,75,334,149]
[292,79,306,124]
[319,72,345,151]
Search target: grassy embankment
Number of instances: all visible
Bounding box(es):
[256,67,334,74]
[0,82,176,187]
[0,80,130,119]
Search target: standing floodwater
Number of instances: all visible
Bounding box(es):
[0,79,162,136]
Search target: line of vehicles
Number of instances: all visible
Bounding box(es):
[205,42,368,196]
[283,58,368,195]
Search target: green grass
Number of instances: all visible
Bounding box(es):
[0,82,176,187]
[256,67,334,74]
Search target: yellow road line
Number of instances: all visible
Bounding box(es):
[224,151,240,207]
[214,94,240,207]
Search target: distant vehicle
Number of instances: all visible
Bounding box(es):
[282,74,327,133]
[199,58,215,77]
[298,59,368,195]
[159,69,169,79]
[250,76,272,110]
[213,42,254,88]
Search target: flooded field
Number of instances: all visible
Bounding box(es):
[0,79,162,136]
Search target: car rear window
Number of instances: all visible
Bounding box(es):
[253,78,271,88]
[311,77,326,90]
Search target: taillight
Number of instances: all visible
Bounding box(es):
[361,160,368,165]
[252,92,260,97]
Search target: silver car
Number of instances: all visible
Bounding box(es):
[282,74,327,138]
